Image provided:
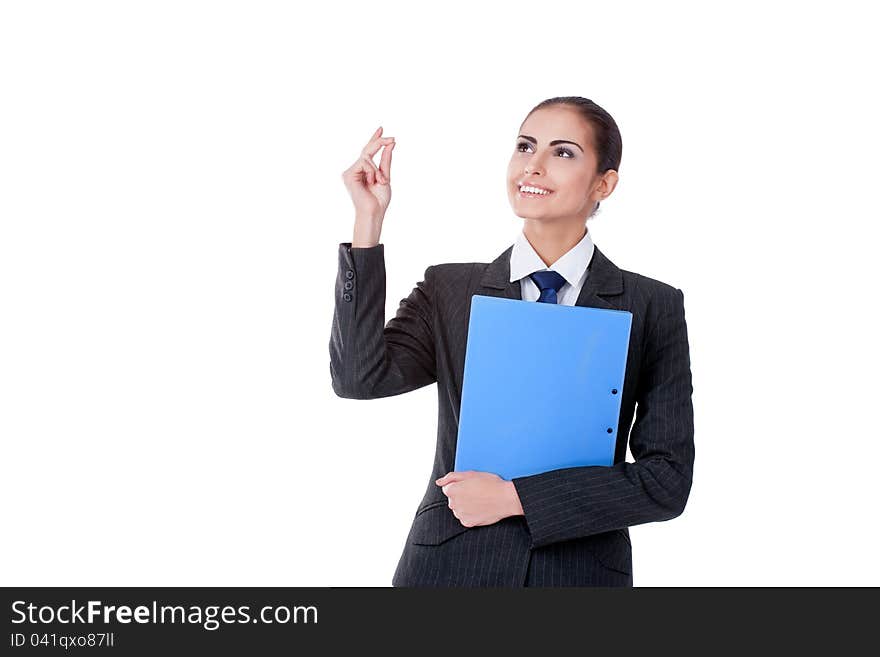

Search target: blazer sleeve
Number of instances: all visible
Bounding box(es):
[511,286,695,549]
[329,242,437,399]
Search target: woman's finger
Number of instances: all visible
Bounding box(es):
[362,138,395,164]
[378,141,394,183]
[363,126,395,158]
[361,154,378,186]
[364,125,391,147]
[373,145,389,184]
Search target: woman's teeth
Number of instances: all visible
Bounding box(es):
[519,185,552,196]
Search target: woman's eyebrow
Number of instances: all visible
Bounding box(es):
[517,134,583,152]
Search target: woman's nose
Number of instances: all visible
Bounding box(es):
[525,157,546,176]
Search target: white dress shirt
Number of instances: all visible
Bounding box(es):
[509,227,595,305]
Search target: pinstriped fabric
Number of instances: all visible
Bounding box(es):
[329,240,694,587]
[330,243,437,399]
[512,285,693,550]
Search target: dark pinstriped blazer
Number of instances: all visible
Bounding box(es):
[329,240,694,587]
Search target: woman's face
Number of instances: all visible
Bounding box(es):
[507,105,614,223]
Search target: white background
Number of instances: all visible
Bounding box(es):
[1,0,877,586]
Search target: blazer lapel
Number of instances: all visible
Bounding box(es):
[476,244,522,300]
[476,242,624,310]
[573,245,624,310]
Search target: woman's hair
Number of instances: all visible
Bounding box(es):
[522,96,622,218]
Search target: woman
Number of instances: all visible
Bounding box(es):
[330,96,694,587]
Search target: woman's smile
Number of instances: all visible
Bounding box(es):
[517,184,555,198]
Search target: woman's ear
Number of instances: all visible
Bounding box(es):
[596,170,619,202]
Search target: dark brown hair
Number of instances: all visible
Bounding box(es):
[522,96,622,217]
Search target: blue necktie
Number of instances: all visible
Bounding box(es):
[529,270,567,304]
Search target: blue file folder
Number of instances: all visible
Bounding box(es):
[454,294,633,480]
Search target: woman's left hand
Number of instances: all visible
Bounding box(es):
[435,471,524,527]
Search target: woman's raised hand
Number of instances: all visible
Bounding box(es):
[341,126,395,227]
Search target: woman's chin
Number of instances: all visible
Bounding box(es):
[512,207,555,221]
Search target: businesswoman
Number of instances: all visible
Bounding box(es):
[330,96,695,587]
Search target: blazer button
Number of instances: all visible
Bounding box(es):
[344,280,353,290]
[343,292,352,302]
[345,270,354,280]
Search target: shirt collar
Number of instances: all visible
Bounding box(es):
[509,227,595,287]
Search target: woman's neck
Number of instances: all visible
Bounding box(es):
[522,220,587,267]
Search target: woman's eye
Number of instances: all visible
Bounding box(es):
[516,142,574,158]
